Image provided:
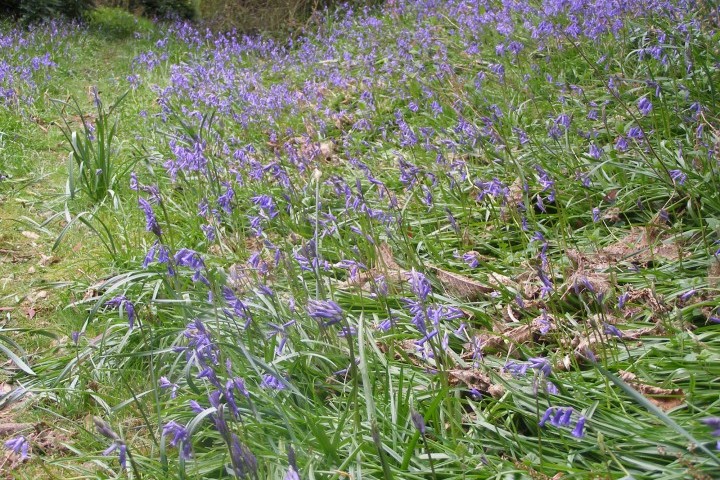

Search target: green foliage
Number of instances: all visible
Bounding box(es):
[0,0,95,22]
[86,6,152,38]
[57,90,128,205]
[131,0,198,20]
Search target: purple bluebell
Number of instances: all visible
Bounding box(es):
[163,421,192,460]
[572,416,586,438]
[4,435,29,459]
[261,373,286,390]
[615,136,628,152]
[103,441,127,469]
[229,434,257,478]
[669,169,687,186]
[306,299,343,327]
[540,406,574,428]
[411,411,426,434]
[529,357,552,377]
[703,418,720,449]
[407,269,431,302]
[159,376,179,398]
[638,96,652,116]
[604,323,623,338]
[138,197,162,237]
[105,295,136,329]
[94,417,126,468]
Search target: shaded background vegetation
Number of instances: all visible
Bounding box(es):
[0,0,351,34]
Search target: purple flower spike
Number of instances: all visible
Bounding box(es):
[669,169,687,186]
[138,197,162,237]
[411,411,426,434]
[4,435,29,459]
[539,407,554,427]
[529,357,552,377]
[638,97,652,116]
[105,295,136,329]
[407,269,432,302]
[162,421,192,460]
[261,373,286,390]
[307,299,343,327]
[572,416,586,438]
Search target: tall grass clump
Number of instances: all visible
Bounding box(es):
[2,0,720,479]
[57,90,129,204]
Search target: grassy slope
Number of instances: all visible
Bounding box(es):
[0,3,720,479]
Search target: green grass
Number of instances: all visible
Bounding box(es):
[1,2,720,479]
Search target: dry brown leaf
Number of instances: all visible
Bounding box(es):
[473,324,535,355]
[618,371,685,411]
[21,231,39,240]
[565,271,612,297]
[432,267,495,299]
[431,266,515,300]
[335,243,407,292]
[708,260,720,289]
[448,369,505,398]
[600,227,681,265]
[377,242,402,271]
[39,254,60,267]
[602,207,621,223]
[624,287,670,315]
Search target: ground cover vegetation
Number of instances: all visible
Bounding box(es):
[1,0,720,478]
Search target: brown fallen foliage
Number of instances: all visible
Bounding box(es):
[448,369,505,398]
[430,266,515,300]
[618,370,685,411]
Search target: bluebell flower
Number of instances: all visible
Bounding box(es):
[162,421,192,460]
[4,435,29,459]
[407,269,432,302]
[669,169,687,186]
[571,416,586,438]
[105,295,136,329]
[138,197,162,237]
[307,299,343,327]
[229,434,257,478]
[638,96,652,116]
[261,373,286,390]
[103,441,127,469]
[159,376,179,398]
[703,418,720,449]
[411,411,426,434]
[94,417,126,468]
